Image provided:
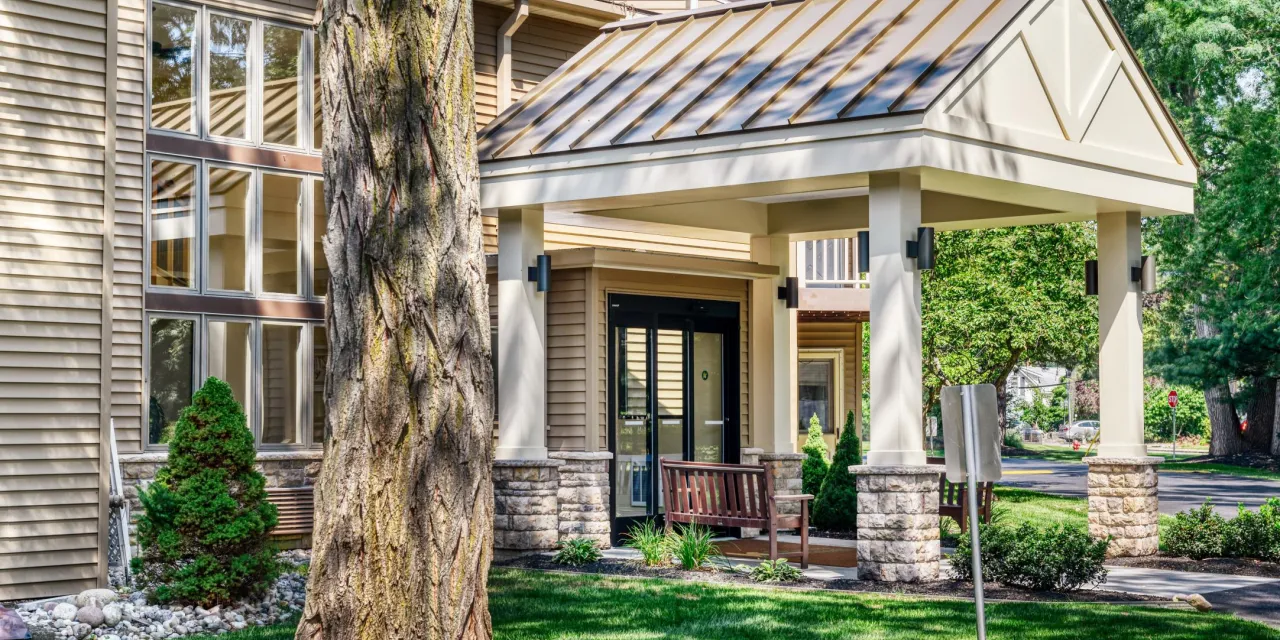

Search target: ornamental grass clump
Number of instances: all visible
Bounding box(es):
[623,519,671,567]
[812,411,861,532]
[132,377,280,606]
[801,414,830,497]
[669,522,721,570]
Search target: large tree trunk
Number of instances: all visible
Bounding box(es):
[1271,385,1280,456]
[1196,316,1244,457]
[298,1,493,639]
[1243,377,1277,454]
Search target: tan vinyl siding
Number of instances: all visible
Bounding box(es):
[593,270,750,452]
[474,2,500,127]
[481,217,751,261]
[114,0,146,453]
[0,0,109,599]
[798,320,863,437]
[547,269,588,451]
[199,0,314,22]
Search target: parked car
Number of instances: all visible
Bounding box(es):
[1062,420,1100,442]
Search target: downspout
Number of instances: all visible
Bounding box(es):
[496,0,529,113]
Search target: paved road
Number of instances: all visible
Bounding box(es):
[999,456,1280,516]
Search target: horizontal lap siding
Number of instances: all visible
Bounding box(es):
[594,270,750,452]
[0,0,107,600]
[548,269,587,451]
[115,0,145,452]
[481,217,751,261]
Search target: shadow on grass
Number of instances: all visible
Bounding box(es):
[489,568,1280,640]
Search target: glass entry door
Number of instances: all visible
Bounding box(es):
[609,294,739,535]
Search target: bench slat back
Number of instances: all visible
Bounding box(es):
[659,458,771,528]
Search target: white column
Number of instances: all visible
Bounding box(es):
[749,236,797,454]
[496,208,547,460]
[1096,211,1146,458]
[867,172,925,466]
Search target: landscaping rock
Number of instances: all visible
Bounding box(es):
[75,589,118,608]
[74,603,104,628]
[51,604,77,622]
[102,604,123,626]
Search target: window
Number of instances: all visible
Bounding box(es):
[149,1,320,150]
[798,349,844,435]
[147,314,324,447]
[150,2,198,133]
[207,166,251,291]
[262,173,301,294]
[313,180,328,296]
[150,160,198,288]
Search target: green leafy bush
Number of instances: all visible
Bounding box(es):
[949,522,1109,591]
[1002,429,1022,448]
[812,411,860,532]
[1163,500,1228,559]
[669,522,721,570]
[623,519,670,567]
[749,558,804,583]
[1226,498,1280,561]
[801,415,830,497]
[553,538,603,566]
[132,377,280,606]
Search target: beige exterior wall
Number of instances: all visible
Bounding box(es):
[797,320,863,450]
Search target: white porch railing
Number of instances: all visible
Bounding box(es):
[797,238,868,288]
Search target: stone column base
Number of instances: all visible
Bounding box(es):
[740,448,765,538]
[760,452,805,517]
[1086,457,1161,557]
[493,459,560,550]
[850,464,944,582]
[551,451,613,547]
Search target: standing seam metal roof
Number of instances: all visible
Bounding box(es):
[478,0,1035,161]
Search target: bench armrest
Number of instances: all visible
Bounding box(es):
[773,494,814,502]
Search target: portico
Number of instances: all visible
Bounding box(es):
[479,0,1196,577]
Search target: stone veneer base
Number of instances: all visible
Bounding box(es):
[492,459,561,551]
[1085,456,1161,558]
[849,464,944,582]
[550,452,613,548]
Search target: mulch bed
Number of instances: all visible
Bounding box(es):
[495,555,1164,604]
[1108,555,1280,579]
[715,538,857,568]
[1000,446,1048,457]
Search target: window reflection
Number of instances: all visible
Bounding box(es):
[262,26,303,146]
[207,167,251,291]
[313,179,328,296]
[262,173,301,294]
[150,160,196,288]
[207,320,252,410]
[209,14,251,139]
[150,2,197,132]
[149,317,196,445]
[262,324,304,444]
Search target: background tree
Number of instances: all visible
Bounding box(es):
[1111,0,1280,455]
[132,377,279,606]
[922,224,1097,427]
[813,411,861,532]
[1012,386,1070,431]
[298,0,494,638]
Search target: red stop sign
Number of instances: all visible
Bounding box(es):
[1168,390,1178,408]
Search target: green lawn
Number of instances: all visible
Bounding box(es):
[941,486,1173,541]
[199,569,1279,639]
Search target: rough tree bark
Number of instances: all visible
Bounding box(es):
[1198,316,1244,457]
[1243,377,1277,454]
[298,1,493,639]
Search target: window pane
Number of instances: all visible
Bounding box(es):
[149,317,196,445]
[207,320,252,411]
[798,360,834,434]
[209,14,251,139]
[312,325,328,442]
[262,324,303,444]
[262,25,303,146]
[150,160,196,288]
[150,2,197,132]
[262,173,301,294]
[313,180,328,296]
[312,39,322,149]
[208,167,251,291]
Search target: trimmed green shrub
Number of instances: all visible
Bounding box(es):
[812,411,860,532]
[1163,499,1228,559]
[801,414,829,497]
[553,538,603,566]
[1225,498,1280,561]
[749,558,804,583]
[623,519,670,567]
[132,377,280,606]
[950,522,1109,591]
[669,522,721,570]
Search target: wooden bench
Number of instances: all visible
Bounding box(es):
[926,457,994,533]
[659,458,813,568]
[266,487,315,548]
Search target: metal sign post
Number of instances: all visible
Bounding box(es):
[1169,390,1179,460]
[942,384,1002,640]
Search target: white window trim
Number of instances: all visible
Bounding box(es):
[798,348,844,435]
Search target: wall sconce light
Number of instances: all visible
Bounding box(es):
[1085,259,1098,296]
[905,227,936,270]
[777,276,799,309]
[857,231,870,274]
[527,254,551,293]
[1131,255,1156,292]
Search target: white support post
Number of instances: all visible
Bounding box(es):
[495,0,529,113]
[1096,211,1147,458]
[496,208,547,460]
[867,172,926,466]
[749,236,797,454]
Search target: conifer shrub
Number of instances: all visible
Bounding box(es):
[132,377,280,606]
[812,411,861,532]
[800,414,830,497]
